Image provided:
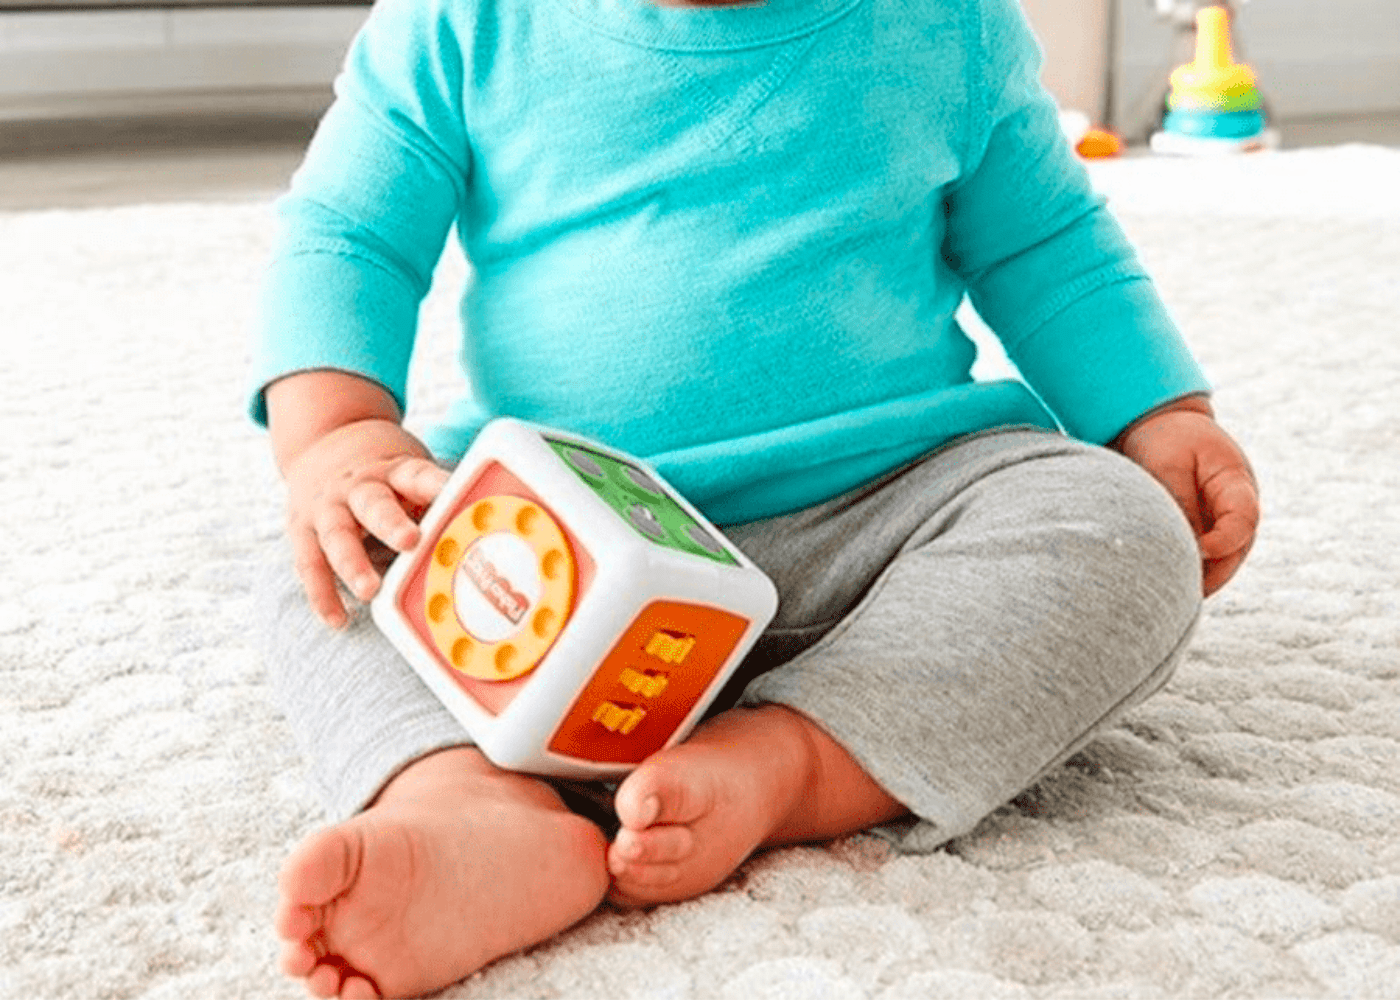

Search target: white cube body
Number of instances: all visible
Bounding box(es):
[371,418,779,779]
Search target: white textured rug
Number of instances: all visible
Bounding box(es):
[3,145,1399,1000]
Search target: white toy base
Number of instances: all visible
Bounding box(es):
[1150,128,1282,157]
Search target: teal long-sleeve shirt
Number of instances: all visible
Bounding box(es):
[251,0,1209,525]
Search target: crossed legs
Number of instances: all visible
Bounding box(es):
[262,431,1202,998]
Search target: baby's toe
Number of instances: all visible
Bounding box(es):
[305,961,345,998]
[610,824,693,869]
[340,974,382,999]
[279,938,318,978]
[279,826,363,908]
[275,896,323,941]
[613,781,663,830]
[616,756,717,830]
[607,859,685,907]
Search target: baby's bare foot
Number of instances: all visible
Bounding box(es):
[275,747,609,998]
[606,706,819,908]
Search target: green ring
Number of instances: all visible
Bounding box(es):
[1169,88,1263,113]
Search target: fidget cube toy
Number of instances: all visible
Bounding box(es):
[371,418,779,779]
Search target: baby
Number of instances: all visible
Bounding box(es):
[250,0,1259,995]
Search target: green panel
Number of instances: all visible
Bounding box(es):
[547,437,738,565]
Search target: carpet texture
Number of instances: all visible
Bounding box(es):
[2,145,1398,999]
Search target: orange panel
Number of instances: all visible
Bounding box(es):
[548,601,750,765]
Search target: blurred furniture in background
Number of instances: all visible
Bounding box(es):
[0,3,368,121]
[1019,0,1114,126]
[0,0,1396,137]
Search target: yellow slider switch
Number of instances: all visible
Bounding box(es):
[618,667,669,698]
[592,701,646,735]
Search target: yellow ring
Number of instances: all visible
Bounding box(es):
[423,494,575,681]
[1169,64,1256,97]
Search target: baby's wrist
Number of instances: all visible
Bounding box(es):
[1111,393,1214,450]
[267,370,404,474]
[1152,393,1214,419]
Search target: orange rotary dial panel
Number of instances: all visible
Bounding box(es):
[548,601,750,765]
[423,494,576,682]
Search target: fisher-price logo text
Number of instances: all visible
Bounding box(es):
[462,546,529,625]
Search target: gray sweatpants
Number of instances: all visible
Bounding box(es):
[259,429,1201,845]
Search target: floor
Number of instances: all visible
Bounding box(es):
[0,112,319,212]
[2,108,1399,212]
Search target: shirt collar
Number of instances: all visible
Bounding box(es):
[554,0,865,51]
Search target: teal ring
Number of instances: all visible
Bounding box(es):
[1163,109,1267,139]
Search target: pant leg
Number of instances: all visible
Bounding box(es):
[723,429,1203,844]
[257,544,473,821]
[257,427,1200,839]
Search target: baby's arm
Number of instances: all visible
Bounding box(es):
[939,0,1256,594]
[251,0,473,627]
[1112,395,1259,596]
[944,2,1211,450]
[267,371,448,628]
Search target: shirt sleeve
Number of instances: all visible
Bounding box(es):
[941,0,1210,445]
[247,0,471,426]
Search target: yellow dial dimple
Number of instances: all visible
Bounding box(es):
[422,494,575,681]
[494,644,517,674]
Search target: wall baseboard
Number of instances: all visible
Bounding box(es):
[0,85,334,123]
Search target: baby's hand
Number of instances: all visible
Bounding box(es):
[1113,396,1260,597]
[282,418,449,627]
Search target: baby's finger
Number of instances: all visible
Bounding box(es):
[1199,509,1256,562]
[346,479,420,552]
[1149,463,1208,538]
[387,457,450,508]
[315,504,380,604]
[1202,549,1248,597]
[290,526,349,628]
[1199,469,1260,560]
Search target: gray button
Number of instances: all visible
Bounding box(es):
[623,465,663,496]
[628,504,667,540]
[567,449,604,478]
[686,524,724,554]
